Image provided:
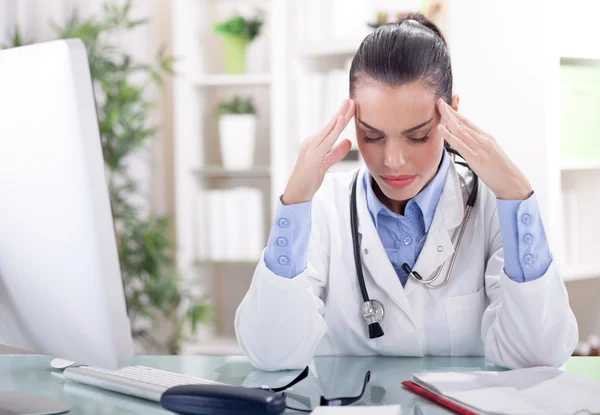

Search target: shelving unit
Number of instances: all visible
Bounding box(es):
[561,160,600,171]
[191,73,272,87]
[563,267,600,283]
[193,166,271,178]
[173,0,276,346]
[194,259,260,267]
[555,55,600,284]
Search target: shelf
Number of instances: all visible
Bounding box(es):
[327,159,362,174]
[191,73,271,87]
[563,267,600,282]
[179,337,242,356]
[561,56,600,66]
[194,165,271,178]
[299,38,363,58]
[560,160,600,171]
[194,259,259,266]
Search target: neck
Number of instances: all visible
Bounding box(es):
[372,180,407,215]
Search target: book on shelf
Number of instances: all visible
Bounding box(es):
[196,188,265,263]
[295,65,357,148]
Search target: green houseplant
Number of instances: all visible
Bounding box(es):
[214,11,264,73]
[3,0,212,354]
[217,96,257,170]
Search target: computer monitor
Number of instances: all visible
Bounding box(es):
[0,39,134,369]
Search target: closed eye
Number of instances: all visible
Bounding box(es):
[361,129,383,143]
[409,132,431,144]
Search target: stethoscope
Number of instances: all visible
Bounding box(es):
[350,148,479,339]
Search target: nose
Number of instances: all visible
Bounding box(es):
[383,139,406,171]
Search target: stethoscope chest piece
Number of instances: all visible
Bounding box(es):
[361,300,384,324]
[361,300,385,339]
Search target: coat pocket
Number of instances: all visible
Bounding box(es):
[443,287,486,356]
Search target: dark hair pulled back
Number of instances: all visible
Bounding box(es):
[349,13,452,104]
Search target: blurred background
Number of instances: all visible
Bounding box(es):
[0,0,599,357]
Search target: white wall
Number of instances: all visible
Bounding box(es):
[447,0,555,228]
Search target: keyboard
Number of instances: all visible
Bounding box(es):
[63,365,229,402]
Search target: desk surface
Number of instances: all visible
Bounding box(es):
[0,355,597,414]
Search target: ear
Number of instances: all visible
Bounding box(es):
[451,94,460,112]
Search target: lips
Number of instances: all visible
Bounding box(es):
[380,174,417,189]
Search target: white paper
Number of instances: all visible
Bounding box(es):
[413,367,600,415]
[311,405,401,415]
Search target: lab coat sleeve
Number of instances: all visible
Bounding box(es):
[264,196,313,278]
[481,208,578,369]
[496,193,553,282]
[235,197,331,371]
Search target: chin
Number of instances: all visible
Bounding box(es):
[377,177,421,202]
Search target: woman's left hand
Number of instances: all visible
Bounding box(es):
[436,99,533,201]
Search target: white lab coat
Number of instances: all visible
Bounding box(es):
[235,161,578,371]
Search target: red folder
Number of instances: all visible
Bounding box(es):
[402,380,480,415]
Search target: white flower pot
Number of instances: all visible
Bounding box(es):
[219,114,256,170]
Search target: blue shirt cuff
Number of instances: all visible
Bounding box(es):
[264,196,312,278]
[496,193,553,283]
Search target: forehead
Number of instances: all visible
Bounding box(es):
[353,81,437,132]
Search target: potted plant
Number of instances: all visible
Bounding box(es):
[214,11,264,73]
[3,0,213,354]
[217,96,257,170]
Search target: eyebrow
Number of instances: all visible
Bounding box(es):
[357,117,434,135]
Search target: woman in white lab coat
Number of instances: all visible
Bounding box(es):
[235,13,578,371]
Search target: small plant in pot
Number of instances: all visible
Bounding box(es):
[214,11,264,73]
[218,96,257,170]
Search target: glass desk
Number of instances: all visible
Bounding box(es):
[0,354,597,414]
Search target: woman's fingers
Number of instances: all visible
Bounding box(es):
[438,100,480,150]
[447,104,492,139]
[316,99,351,142]
[445,108,485,144]
[438,124,477,160]
[323,138,353,171]
[318,99,355,150]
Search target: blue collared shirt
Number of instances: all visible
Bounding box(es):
[264,150,552,284]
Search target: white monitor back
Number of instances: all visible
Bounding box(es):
[0,39,134,369]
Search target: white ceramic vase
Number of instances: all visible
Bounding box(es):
[218,114,256,170]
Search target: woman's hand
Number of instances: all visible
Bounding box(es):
[282,99,356,205]
[436,99,533,201]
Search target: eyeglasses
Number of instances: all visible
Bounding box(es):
[257,366,372,412]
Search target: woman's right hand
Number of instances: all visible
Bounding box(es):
[282,99,356,205]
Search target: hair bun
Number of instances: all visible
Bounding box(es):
[401,12,447,45]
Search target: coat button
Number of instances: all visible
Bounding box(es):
[403,236,412,245]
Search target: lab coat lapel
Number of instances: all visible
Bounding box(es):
[354,168,414,321]
[404,161,465,295]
